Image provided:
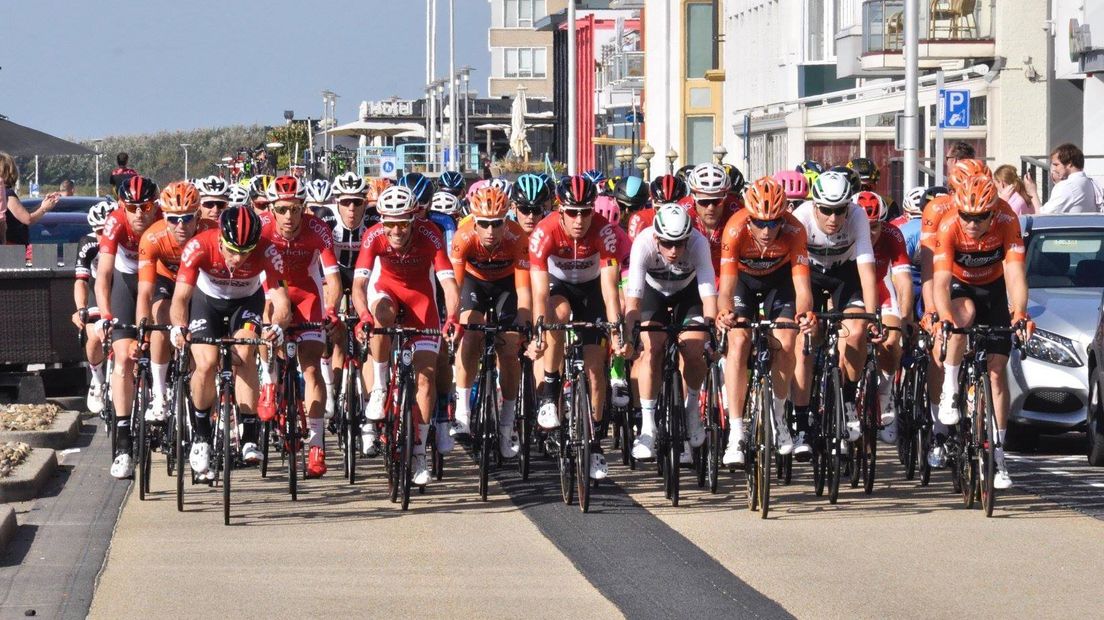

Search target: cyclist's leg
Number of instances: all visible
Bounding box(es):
[537,294,572,428]
[672,286,707,448]
[492,282,522,456]
[365,279,398,422]
[878,311,903,441]
[453,307,485,433]
[723,275,758,464]
[979,280,1014,485]
[635,283,671,454]
[937,290,975,423]
[107,271,139,475]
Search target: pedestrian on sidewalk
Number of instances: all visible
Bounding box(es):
[0,150,61,246]
[993,165,1032,215]
[1026,143,1101,214]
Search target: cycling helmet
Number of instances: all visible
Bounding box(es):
[594,196,621,223]
[159,181,200,214]
[118,175,159,204]
[744,177,788,221]
[466,179,490,200]
[854,190,887,222]
[87,200,117,230]
[827,165,861,197]
[948,159,992,190]
[847,157,880,183]
[437,171,466,197]
[556,175,598,207]
[376,186,417,219]
[903,186,927,217]
[723,164,747,196]
[605,177,620,195]
[227,185,250,207]
[248,175,274,199]
[468,186,510,219]
[613,176,649,211]
[921,185,950,209]
[430,191,461,215]
[219,205,262,251]
[331,171,366,197]
[687,163,731,197]
[796,160,825,176]
[489,176,513,196]
[649,174,688,204]
[675,164,696,182]
[398,173,434,206]
[305,179,332,205]
[365,177,392,203]
[810,171,853,207]
[511,173,552,208]
[652,203,694,242]
[773,170,809,202]
[953,175,999,215]
[801,169,820,197]
[195,175,230,199]
[265,175,305,202]
[582,169,607,186]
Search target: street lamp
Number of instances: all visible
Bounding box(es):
[666,148,678,173]
[180,143,192,179]
[713,144,728,164]
[459,65,473,169]
[635,155,649,178]
[616,147,630,177]
[640,143,655,180]
[93,139,104,196]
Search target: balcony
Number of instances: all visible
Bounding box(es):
[844,0,995,75]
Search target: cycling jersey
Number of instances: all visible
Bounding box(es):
[75,233,100,281]
[318,207,368,272]
[100,208,152,274]
[177,229,284,299]
[790,201,876,271]
[688,208,727,275]
[449,218,530,285]
[261,213,340,289]
[428,212,457,248]
[719,210,810,278]
[138,219,216,284]
[919,195,954,250]
[874,222,911,316]
[528,213,620,285]
[627,208,655,241]
[624,227,716,300]
[933,208,1024,286]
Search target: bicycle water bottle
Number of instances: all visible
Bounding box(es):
[563,379,573,416]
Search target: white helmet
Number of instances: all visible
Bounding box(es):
[376,186,417,219]
[227,184,250,207]
[490,177,513,196]
[430,191,460,215]
[305,179,332,205]
[903,185,926,217]
[687,163,731,197]
[87,200,117,230]
[652,203,693,242]
[332,171,367,197]
[810,171,852,207]
[195,175,230,199]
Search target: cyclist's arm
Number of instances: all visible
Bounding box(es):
[135,239,158,325]
[170,281,193,328]
[268,286,292,329]
[1005,261,1028,318]
[514,262,533,325]
[433,241,459,319]
[932,269,954,323]
[853,211,880,315]
[94,252,115,319]
[136,279,154,325]
[351,235,377,319]
[690,232,717,320]
[892,270,914,322]
[600,263,623,324]
[792,229,813,318]
[530,268,549,324]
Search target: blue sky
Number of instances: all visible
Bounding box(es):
[0,0,491,139]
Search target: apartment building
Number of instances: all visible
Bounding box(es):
[487,0,568,100]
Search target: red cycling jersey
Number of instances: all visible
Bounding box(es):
[688,206,727,275]
[101,208,156,275]
[528,213,620,284]
[874,222,911,311]
[261,212,339,288]
[627,208,655,241]
[177,229,284,299]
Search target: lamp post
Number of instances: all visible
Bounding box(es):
[436,81,446,173]
[712,144,728,164]
[180,143,192,179]
[635,155,649,181]
[93,139,103,196]
[666,148,678,174]
[640,143,655,180]
[615,148,629,177]
[460,65,473,168]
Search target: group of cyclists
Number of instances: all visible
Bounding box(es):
[70,149,1034,513]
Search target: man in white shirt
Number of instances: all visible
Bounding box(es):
[1026,143,1101,214]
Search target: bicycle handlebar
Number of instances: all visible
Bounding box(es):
[939,322,1024,362]
[460,323,530,335]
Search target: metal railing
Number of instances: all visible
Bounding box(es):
[606,50,644,90]
[862,0,994,54]
[357,143,480,177]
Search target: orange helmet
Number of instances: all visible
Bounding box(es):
[953,175,999,215]
[468,186,509,219]
[365,177,392,204]
[159,181,200,214]
[743,176,788,221]
[948,158,992,190]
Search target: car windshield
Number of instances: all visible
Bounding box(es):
[1026,229,1104,288]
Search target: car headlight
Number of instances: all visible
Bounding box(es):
[1023,329,1082,367]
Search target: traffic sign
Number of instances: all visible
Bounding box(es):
[379,148,398,179]
[939,89,970,129]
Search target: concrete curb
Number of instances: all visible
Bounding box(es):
[0,410,82,449]
[0,448,58,503]
[0,504,15,553]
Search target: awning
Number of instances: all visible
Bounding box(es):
[325,120,426,138]
[0,118,94,157]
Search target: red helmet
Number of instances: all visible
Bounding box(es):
[853,191,887,221]
[264,175,305,202]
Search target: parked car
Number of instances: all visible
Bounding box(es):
[23,196,108,244]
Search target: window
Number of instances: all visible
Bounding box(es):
[504,48,547,78]
[685,3,714,79]
[685,116,715,166]
[806,0,839,62]
[504,0,546,28]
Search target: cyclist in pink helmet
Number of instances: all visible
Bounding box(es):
[773,170,810,209]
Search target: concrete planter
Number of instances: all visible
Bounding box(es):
[0,409,81,449]
[0,504,14,553]
[0,448,58,503]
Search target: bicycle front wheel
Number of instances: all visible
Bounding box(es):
[478,367,498,502]
[979,373,997,517]
[133,371,149,500]
[399,374,415,511]
[666,371,684,508]
[342,374,358,483]
[827,369,844,505]
[222,398,233,526]
[174,374,187,512]
[518,361,535,480]
[861,365,878,495]
[576,373,593,513]
[705,366,722,494]
[756,378,773,519]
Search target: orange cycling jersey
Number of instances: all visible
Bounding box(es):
[919,194,955,250]
[138,218,215,284]
[719,209,811,278]
[450,218,531,287]
[933,207,1024,285]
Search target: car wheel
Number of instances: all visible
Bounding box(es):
[1089,369,1104,466]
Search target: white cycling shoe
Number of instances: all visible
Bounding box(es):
[412,454,430,486]
[499,426,520,458]
[110,453,134,479]
[610,378,631,408]
[189,442,211,474]
[435,422,455,454]
[937,393,960,425]
[87,382,105,414]
[775,423,795,456]
[844,402,861,442]
[450,414,471,438]
[589,451,608,480]
[241,442,262,465]
[994,468,1013,490]
[365,389,386,421]
[631,432,655,460]
[537,400,560,430]
[361,424,379,457]
[144,395,167,423]
[324,392,335,420]
[879,417,898,444]
[792,431,812,459]
[722,426,745,466]
[687,414,706,449]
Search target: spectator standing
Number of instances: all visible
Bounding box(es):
[945,141,976,175]
[108,152,138,190]
[993,165,1033,215]
[0,151,61,245]
[1026,143,1101,213]
[59,180,76,196]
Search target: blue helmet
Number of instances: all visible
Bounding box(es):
[437,171,466,197]
[511,173,552,208]
[398,173,434,206]
[582,169,606,185]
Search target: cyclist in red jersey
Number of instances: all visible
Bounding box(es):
[351,186,460,487]
[259,176,341,477]
[170,206,291,477]
[95,176,161,479]
[528,175,632,481]
[681,163,739,275]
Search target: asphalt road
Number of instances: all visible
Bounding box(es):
[83,430,1104,619]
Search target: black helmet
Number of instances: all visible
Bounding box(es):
[828,165,862,197]
[613,176,649,211]
[219,205,262,251]
[436,171,466,198]
[722,164,746,195]
[556,175,598,207]
[920,185,950,210]
[796,159,825,175]
[117,175,159,204]
[649,174,689,203]
[846,157,880,183]
[398,173,434,206]
[675,164,696,182]
[511,173,552,208]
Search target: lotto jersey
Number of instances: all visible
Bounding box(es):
[528,213,620,284]
[100,208,154,274]
[177,230,284,299]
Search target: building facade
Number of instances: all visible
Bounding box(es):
[487,0,568,100]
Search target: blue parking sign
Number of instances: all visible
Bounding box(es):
[940,89,970,129]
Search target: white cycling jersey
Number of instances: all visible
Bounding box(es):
[624,228,717,299]
[791,201,875,271]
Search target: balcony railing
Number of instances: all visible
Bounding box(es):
[862,0,994,54]
[605,50,644,91]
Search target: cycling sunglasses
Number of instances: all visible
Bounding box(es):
[696,197,723,207]
[750,217,783,229]
[220,239,256,255]
[561,208,593,219]
[959,211,993,224]
[271,204,304,216]
[515,206,545,217]
[381,219,412,229]
[338,198,365,207]
[201,200,228,210]
[658,239,687,250]
[475,218,505,229]
[816,205,849,217]
[164,213,197,226]
[122,200,157,214]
